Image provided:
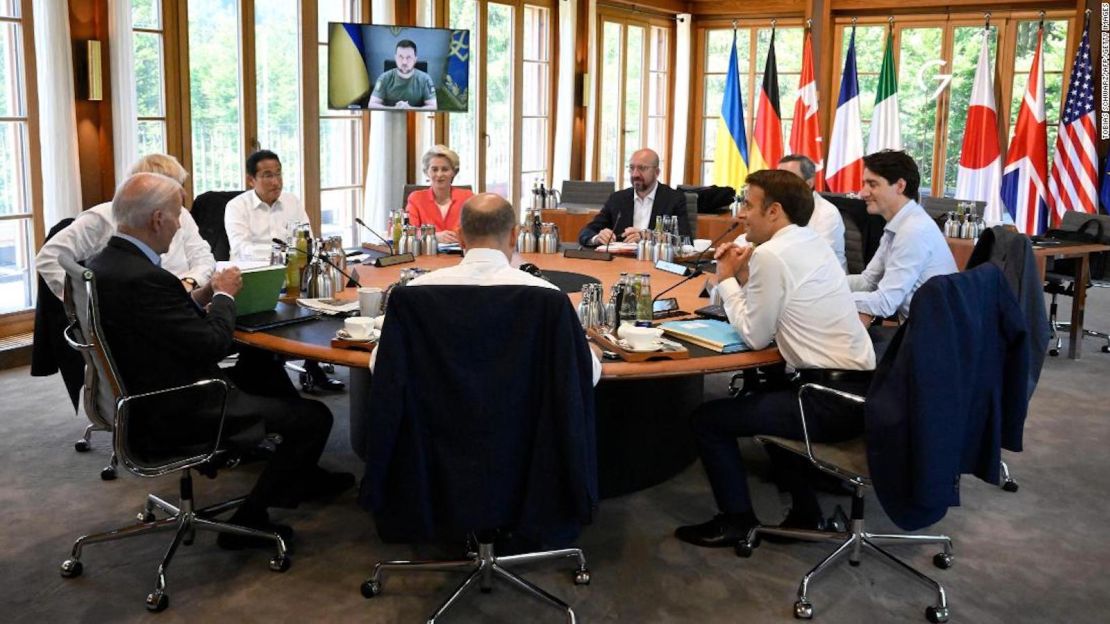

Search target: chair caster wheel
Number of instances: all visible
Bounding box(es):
[794,600,814,619]
[1102,345,1110,353]
[360,579,381,598]
[574,569,591,585]
[299,372,315,392]
[60,559,83,578]
[100,466,117,481]
[735,541,755,558]
[1002,480,1019,493]
[933,553,954,569]
[269,555,291,572]
[137,510,156,523]
[1048,348,1060,357]
[145,591,169,612]
[75,439,90,452]
[926,605,949,623]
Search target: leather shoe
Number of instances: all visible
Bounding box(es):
[762,508,829,544]
[299,468,356,503]
[217,518,294,552]
[674,513,757,548]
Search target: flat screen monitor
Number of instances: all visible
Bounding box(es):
[327,23,470,113]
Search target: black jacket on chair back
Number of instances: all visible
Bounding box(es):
[865,264,1030,531]
[359,285,598,547]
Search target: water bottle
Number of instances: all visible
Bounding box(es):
[635,273,653,327]
[619,276,638,327]
[422,225,438,256]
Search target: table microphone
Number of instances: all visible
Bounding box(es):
[355,217,394,250]
[604,208,623,255]
[652,221,741,303]
[272,238,362,288]
[353,218,415,267]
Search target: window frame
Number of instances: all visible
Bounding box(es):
[593,5,675,189]
[0,0,44,330]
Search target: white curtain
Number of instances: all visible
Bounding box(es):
[108,0,137,183]
[583,0,598,178]
[33,0,83,225]
[551,0,577,192]
[668,14,691,187]
[362,0,408,233]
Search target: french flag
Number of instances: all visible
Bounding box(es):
[826,27,863,194]
[955,27,1004,223]
[1001,26,1048,235]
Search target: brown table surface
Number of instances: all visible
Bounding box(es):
[542,209,745,245]
[234,253,782,379]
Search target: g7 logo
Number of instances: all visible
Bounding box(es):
[917,59,953,102]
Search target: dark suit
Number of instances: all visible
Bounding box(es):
[577,182,692,246]
[87,236,333,509]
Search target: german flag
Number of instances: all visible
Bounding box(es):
[749,28,782,173]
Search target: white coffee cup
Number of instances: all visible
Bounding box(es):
[619,325,664,350]
[358,287,384,317]
[344,316,374,340]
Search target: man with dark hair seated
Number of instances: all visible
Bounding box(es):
[849,150,957,324]
[369,39,437,110]
[89,173,354,550]
[674,170,875,548]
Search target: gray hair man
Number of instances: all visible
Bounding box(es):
[777,154,847,271]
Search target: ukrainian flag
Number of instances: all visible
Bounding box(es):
[712,31,749,192]
[440,30,470,112]
[328,23,370,109]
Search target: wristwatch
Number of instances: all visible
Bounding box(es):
[181,277,199,292]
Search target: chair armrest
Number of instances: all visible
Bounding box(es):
[115,378,230,477]
[63,320,93,351]
[795,382,866,468]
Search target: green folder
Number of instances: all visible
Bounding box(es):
[234,265,287,317]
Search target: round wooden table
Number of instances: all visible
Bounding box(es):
[235,251,783,496]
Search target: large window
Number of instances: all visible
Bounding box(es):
[830,12,1073,198]
[255,0,303,196]
[695,22,802,184]
[0,0,38,314]
[187,0,244,194]
[318,0,366,242]
[446,0,553,208]
[596,10,673,188]
[132,0,167,156]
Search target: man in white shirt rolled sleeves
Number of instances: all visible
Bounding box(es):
[777,154,847,271]
[674,169,875,549]
[225,149,342,391]
[224,150,310,262]
[36,153,216,300]
[370,193,602,386]
[849,150,957,324]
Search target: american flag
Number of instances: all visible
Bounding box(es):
[1047,18,1098,223]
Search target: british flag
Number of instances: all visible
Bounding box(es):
[1047,17,1098,224]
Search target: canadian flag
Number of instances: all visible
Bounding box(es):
[789,31,824,190]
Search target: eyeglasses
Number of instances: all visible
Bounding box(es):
[256,171,283,181]
[626,164,655,173]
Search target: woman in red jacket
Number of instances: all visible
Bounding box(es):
[406,145,474,244]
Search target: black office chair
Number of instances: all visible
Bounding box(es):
[190,190,242,262]
[821,193,885,275]
[357,285,597,623]
[1043,211,1110,356]
[56,256,289,612]
[736,265,1030,623]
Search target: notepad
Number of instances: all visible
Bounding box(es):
[659,319,750,353]
[235,265,287,317]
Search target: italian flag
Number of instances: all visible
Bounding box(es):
[866,29,901,154]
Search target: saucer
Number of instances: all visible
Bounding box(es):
[618,339,663,353]
[336,329,375,342]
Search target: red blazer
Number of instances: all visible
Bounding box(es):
[406,187,474,233]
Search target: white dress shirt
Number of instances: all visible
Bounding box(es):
[631,182,659,231]
[224,190,309,261]
[36,202,216,300]
[717,225,875,371]
[809,191,847,271]
[847,199,958,320]
[369,247,603,385]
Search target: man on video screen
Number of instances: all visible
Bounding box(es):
[369,39,438,110]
